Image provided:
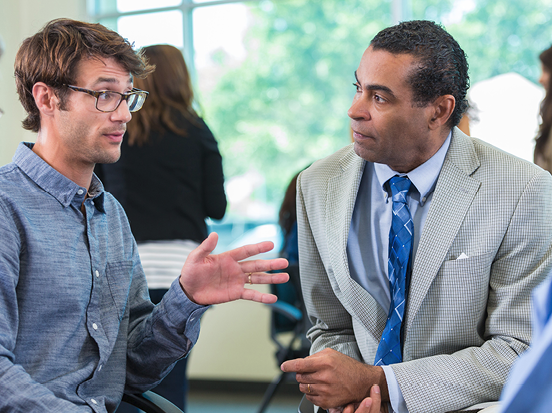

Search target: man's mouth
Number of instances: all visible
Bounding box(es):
[103,131,125,142]
[352,129,371,140]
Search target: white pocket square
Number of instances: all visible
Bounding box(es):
[456,252,469,260]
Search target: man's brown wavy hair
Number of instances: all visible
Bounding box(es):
[14,18,154,132]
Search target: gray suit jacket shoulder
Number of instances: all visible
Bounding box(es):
[297,128,552,413]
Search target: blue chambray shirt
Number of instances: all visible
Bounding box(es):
[0,143,208,412]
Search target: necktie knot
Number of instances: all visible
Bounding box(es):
[388,175,411,204]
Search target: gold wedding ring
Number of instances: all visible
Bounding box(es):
[248,273,252,285]
[307,383,311,393]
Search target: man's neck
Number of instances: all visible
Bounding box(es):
[32,139,94,190]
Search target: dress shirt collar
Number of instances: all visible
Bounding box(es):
[13,142,105,212]
[373,131,452,206]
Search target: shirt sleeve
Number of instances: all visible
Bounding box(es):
[382,366,409,413]
[123,244,209,393]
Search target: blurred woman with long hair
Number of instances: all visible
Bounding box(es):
[535,45,552,171]
[96,44,227,412]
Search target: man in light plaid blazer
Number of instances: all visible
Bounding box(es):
[281,20,552,413]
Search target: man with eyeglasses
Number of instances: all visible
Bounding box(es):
[0,18,289,412]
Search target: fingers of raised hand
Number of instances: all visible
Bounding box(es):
[191,232,218,258]
[241,257,288,274]
[240,288,279,304]
[247,271,289,286]
[228,241,276,262]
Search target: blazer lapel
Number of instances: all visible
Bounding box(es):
[405,129,482,332]
[325,146,387,341]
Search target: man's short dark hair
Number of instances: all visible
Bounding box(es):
[14,18,154,132]
[370,20,469,128]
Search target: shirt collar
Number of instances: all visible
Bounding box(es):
[13,142,105,212]
[374,131,452,206]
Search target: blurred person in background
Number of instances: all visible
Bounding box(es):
[278,169,306,266]
[534,45,552,171]
[96,44,227,412]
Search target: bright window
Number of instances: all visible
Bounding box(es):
[117,0,182,13]
[118,10,184,49]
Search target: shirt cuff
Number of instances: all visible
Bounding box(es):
[162,278,210,340]
[381,365,409,413]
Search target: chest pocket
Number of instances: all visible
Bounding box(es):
[104,260,133,321]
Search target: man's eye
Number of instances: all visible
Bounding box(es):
[353,82,361,92]
[374,94,385,103]
[99,92,117,101]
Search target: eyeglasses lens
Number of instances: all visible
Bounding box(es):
[97,92,120,112]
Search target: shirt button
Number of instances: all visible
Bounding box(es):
[91,398,98,404]
[95,270,100,278]
[77,189,84,195]
[92,323,98,330]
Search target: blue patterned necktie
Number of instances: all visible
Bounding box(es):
[374,175,414,366]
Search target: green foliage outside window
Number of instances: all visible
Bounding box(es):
[199,0,393,220]
[198,0,552,220]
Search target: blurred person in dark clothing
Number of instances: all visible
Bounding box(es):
[278,170,301,265]
[534,44,552,172]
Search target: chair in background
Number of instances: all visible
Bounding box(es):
[298,394,317,413]
[122,390,184,413]
[257,263,311,413]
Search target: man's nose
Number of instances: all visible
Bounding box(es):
[111,99,132,123]
[348,97,370,120]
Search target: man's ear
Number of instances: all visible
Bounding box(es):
[32,82,60,116]
[428,95,455,130]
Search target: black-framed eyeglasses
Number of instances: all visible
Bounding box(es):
[65,85,149,113]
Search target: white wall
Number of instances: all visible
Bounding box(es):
[0,0,283,382]
[0,0,87,166]
[187,286,284,381]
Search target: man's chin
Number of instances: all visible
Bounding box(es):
[353,141,377,163]
[94,150,121,165]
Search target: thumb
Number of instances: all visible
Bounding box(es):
[357,399,372,413]
[188,232,218,263]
